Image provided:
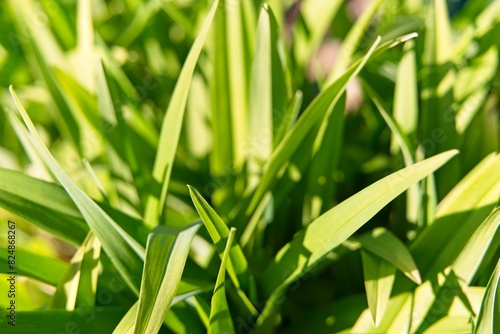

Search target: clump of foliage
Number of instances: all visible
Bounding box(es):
[0,0,499,333]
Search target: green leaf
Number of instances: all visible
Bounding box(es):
[0,307,128,334]
[51,232,101,310]
[0,166,88,245]
[475,258,500,333]
[410,153,500,280]
[188,186,248,290]
[392,40,418,152]
[351,291,413,333]
[209,228,236,334]
[356,155,500,331]
[357,227,421,285]
[225,0,252,173]
[245,36,381,217]
[361,250,396,327]
[424,316,474,333]
[452,206,500,284]
[421,0,459,199]
[411,270,473,333]
[363,83,419,224]
[9,86,145,295]
[133,223,200,334]
[144,0,219,227]
[263,150,458,294]
[244,33,417,219]
[302,92,345,222]
[113,266,212,334]
[8,0,82,151]
[0,247,68,286]
[248,4,286,188]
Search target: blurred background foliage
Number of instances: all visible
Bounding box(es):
[0,0,498,332]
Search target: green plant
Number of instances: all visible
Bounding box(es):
[0,0,499,333]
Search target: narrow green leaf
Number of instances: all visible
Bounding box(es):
[361,250,396,327]
[475,258,500,333]
[246,36,382,216]
[226,0,251,172]
[51,232,101,310]
[188,186,248,290]
[9,86,145,295]
[359,155,500,332]
[0,307,128,334]
[0,166,88,245]
[410,153,500,279]
[392,40,418,154]
[144,0,219,227]
[0,247,68,286]
[247,4,281,188]
[302,93,345,222]
[9,0,81,151]
[134,223,200,334]
[263,150,458,294]
[113,280,212,334]
[351,291,413,333]
[363,83,420,224]
[452,206,500,284]
[421,0,459,199]
[209,228,236,334]
[412,270,473,333]
[357,227,422,284]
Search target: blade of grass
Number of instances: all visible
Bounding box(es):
[245,36,381,216]
[113,260,213,333]
[475,258,500,333]
[421,0,459,199]
[392,40,418,153]
[410,153,500,279]
[209,228,236,334]
[0,307,128,333]
[51,232,101,310]
[255,150,458,332]
[451,206,500,284]
[0,247,68,286]
[133,223,200,334]
[188,186,248,291]
[361,155,500,331]
[361,250,396,327]
[247,4,283,189]
[9,86,145,295]
[243,34,418,221]
[356,227,421,284]
[263,150,458,294]
[227,0,251,174]
[363,81,421,225]
[0,166,88,245]
[144,0,219,227]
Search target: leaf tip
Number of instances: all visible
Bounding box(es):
[410,269,422,285]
